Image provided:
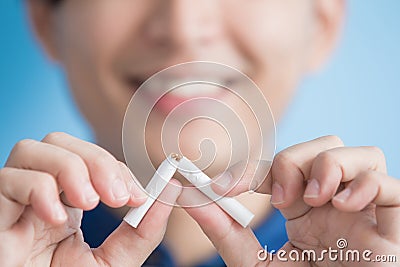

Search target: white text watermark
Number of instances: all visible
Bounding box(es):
[257,238,397,263]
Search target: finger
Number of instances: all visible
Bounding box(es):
[211,159,272,197]
[178,187,264,267]
[42,132,144,207]
[212,136,344,221]
[93,179,182,267]
[5,139,99,210]
[332,170,400,242]
[0,167,67,230]
[257,136,343,220]
[213,135,344,197]
[58,161,147,208]
[118,162,147,207]
[304,146,387,207]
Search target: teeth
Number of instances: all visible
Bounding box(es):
[146,78,228,98]
[169,83,223,98]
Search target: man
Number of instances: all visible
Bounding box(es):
[0,0,398,266]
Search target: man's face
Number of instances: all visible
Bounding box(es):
[41,0,324,170]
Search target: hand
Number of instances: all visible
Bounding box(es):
[0,132,181,267]
[183,135,400,266]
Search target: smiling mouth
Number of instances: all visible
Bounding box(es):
[126,74,238,115]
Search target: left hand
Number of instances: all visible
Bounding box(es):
[181,135,400,266]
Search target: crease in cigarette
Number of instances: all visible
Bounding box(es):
[177,156,255,228]
[123,154,179,228]
[124,154,254,229]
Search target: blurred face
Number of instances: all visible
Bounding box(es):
[36,0,328,172]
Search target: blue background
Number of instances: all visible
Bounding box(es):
[1,1,399,177]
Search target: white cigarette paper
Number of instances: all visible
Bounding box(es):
[177,156,255,228]
[123,155,179,228]
[124,154,254,228]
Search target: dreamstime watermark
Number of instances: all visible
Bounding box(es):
[257,238,397,263]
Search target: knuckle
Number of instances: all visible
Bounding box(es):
[315,150,338,167]
[62,152,86,170]
[273,151,297,173]
[12,139,36,154]
[322,135,344,147]
[42,132,68,143]
[365,146,387,172]
[367,146,386,161]
[91,152,117,172]
[274,151,291,166]
[35,172,57,191]
[0,168,14,192]
[0,167,12,179]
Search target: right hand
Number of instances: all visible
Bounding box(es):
[0,132,181,267]
[185,136,400,266]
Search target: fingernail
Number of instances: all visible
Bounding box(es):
[271,182,285,205]
[249,179,259,192]
[54,202,67,221]
[304,179,320,198]
[125,167,148,200]
[334,188,352,203]
[215,172,233,190]
[129,181,148,200]
[83,183,99,204]
[112,179,129,201]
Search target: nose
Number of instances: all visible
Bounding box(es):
[143,0,222,48]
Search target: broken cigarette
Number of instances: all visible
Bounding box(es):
[177,156,255,228]
[124,154,254,228]
[123,154,179,228]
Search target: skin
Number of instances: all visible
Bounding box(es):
[0,0,398,266]
[208,136,400,266]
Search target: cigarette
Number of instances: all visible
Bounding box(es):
[177,156,255,228]
[123,154,180,228]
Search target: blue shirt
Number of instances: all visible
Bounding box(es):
[81,203,287,266]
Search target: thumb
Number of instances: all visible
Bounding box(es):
[93,179,181,266]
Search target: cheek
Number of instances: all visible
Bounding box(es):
[56,1,148,64]
[226,1,312,68]
[224,1,313,119]
[53,1,150,133]
[55,1,145,92]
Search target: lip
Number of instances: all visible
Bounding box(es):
[126,73,236,116]
[149,88,228,115]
